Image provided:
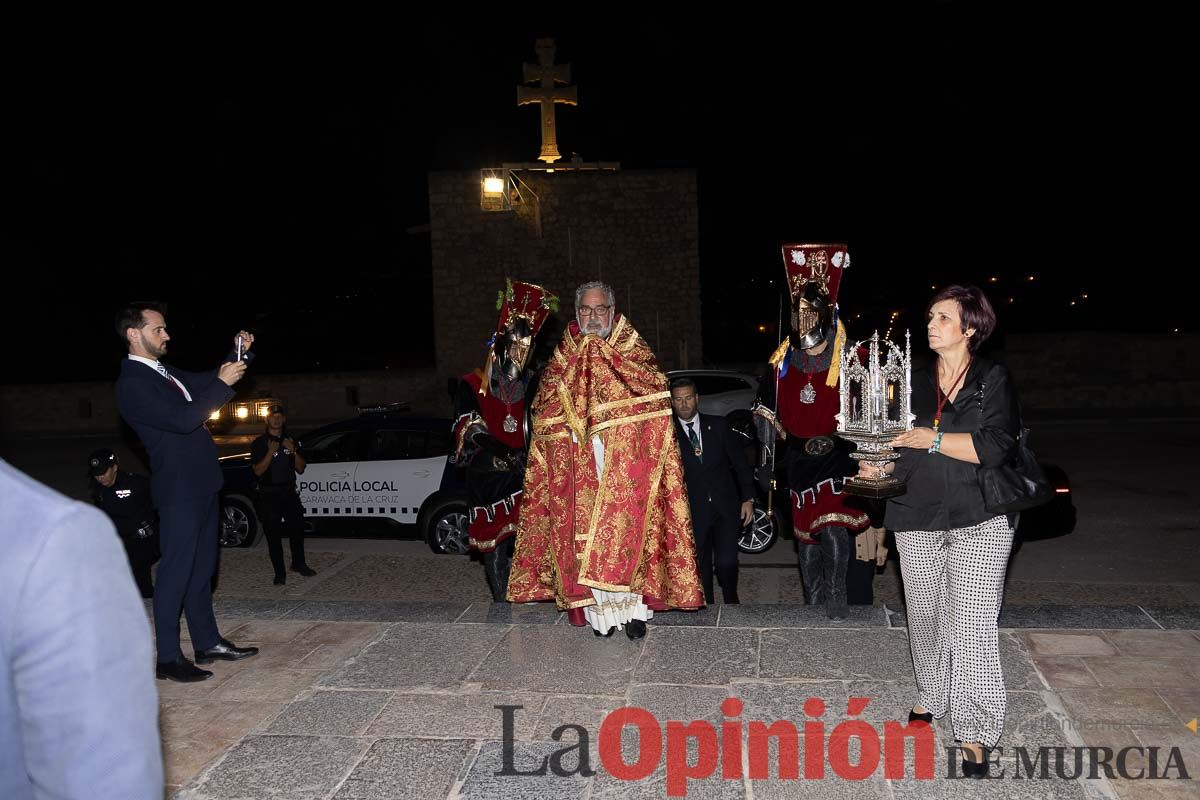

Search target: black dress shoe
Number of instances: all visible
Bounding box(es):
[156,658,212,682]
[194,637,260,664]
[292,565,317,577]
[908,708,934,724]
[625,619,647,640]
[961,746,990,778]
[592,626,615,637]
[273,575,286,585]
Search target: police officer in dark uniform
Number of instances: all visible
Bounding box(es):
[250,408,316,585]
[88,448,161,598]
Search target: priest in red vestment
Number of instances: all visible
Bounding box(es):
[507,281,704,638]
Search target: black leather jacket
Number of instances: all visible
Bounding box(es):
[884,358,1021,532]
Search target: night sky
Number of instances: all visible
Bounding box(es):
[4,9,1186,384]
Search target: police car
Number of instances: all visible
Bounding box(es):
[218,404,470,555]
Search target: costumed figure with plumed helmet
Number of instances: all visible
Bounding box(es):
[452,279,557,600]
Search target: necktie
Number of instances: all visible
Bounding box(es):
[686,422,702,462]
[156,363,185,396]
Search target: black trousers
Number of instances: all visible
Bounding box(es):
[846,555,876,605]
[798,524,849,615]
[121,533,160,599]
[154,494,221,662]
[258,490,309,578]
[693,510,740,604]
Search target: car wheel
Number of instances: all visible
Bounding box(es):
[424,497,470,555]
[738,501,779,554]
[220,495,259,548]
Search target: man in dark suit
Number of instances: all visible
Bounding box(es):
[670,377,755,605]
[115,301,259,682]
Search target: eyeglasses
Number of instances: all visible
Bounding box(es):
[577,304,613,318]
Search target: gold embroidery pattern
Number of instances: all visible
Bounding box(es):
[469,521,518,551]
[805,512,871,532]
[593,390,672,415]
[588,407,673,436]
[506,315,703,610]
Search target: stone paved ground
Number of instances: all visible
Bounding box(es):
[153,547,1200,800]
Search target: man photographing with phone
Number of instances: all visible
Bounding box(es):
[115,302,260,682]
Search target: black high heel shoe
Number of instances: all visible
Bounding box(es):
[961,744,989,778]
[908,708,934,724]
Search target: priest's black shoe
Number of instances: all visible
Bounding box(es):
[194,637,260,664]
[292,564,317,577]
[593,626,615,637]
[156,658,212,682]
[625,619,647,640]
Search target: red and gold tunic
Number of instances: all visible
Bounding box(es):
[507,315,704,612]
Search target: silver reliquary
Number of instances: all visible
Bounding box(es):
[836,331,915,498]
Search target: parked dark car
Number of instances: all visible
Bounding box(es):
[218,406,469,553]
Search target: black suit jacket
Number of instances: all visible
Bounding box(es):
[674,414,755,529]
[115,358,237,507]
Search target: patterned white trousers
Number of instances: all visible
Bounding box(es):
[895,515,1013,747]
